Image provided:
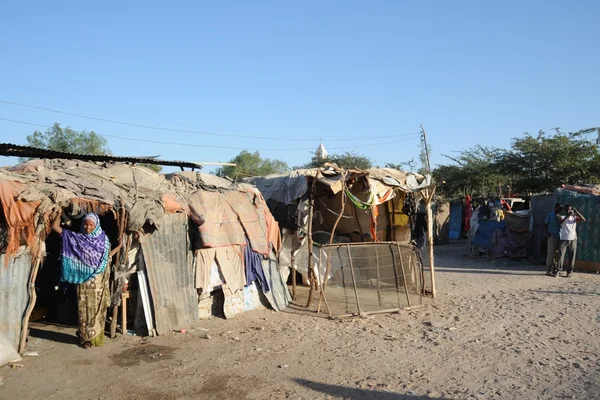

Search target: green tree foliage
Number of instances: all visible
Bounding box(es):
[304,151,373,170]
[434,145,512,200]
[216,150,289,179]
[385,159,417,172]
[24,123,163,172]
[434,128,600,201]
[498,129,600,193]
[26,123,110,155]
[138,163,163,173]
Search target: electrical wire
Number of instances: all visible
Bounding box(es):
[0,99,420,142]
[0,116,421,152]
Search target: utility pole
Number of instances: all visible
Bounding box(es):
[420,124,432,173]
[420,124,436,298]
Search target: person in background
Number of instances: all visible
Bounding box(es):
[544,203,562,276]
[52,212,121,348]
[556,204,586,277]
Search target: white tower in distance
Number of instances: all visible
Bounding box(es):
[315,143,328,160]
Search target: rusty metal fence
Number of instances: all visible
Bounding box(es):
[315,242,424,317]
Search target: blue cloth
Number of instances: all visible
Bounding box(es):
[244,240,270,292]
[60,213,111,284]
[545,211,560,239]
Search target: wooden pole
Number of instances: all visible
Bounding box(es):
[290,249,296,302]
[420,124,432,174]
[346,244,363,316]
[317,173,346,315]
[425,186,437,298]
[18,244,43,354]
[375,246,382,306]
[110,305,119,339]
[396,243,412,308]
[335,304,425,318]
[305,175,318,307]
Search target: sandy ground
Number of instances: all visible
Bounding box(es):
[2,242,600,400]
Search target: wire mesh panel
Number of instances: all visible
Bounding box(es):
[317,242,423,317]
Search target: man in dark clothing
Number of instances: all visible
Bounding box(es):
[544,203,562,276]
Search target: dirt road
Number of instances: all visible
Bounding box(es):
[2,243,600,399]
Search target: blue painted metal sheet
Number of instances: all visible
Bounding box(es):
[449,203,463,240]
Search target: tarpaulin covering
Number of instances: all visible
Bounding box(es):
[471,220,505,249]
[186,189,277,256]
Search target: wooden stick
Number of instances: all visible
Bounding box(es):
[346,243,363,316]
[315,248,333,316]
[121,292,129,335]
[317,173,346,315]
[110,305,118,339]
[305,175,318,307]
[335,304,425,318]
[390,243,402,307]
[291,249,297,302]
[425,186,438,298]
[375,246,382,306]
[396,243,412,308]
[18,244,43,354]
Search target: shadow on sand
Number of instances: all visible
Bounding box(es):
[293,379,448,400]
[28,327,79,345]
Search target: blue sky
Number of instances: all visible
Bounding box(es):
[1,1,598,173]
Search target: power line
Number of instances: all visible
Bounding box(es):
[33,96,219,131]
[0,117,421,152]
[0,99,421,142]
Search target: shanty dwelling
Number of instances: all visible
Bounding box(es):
[247,166,437,317]
[0,155,288,360]
[529,186,600,270]
[548,185,600,272]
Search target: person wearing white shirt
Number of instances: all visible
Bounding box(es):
[556,204,586,277]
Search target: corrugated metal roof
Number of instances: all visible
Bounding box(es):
[141,213,198,334]
[0,249,32,351]
[0,143,204,169]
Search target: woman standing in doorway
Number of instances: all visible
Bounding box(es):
[52,212,121,348]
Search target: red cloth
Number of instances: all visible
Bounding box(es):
[464,195,472,232]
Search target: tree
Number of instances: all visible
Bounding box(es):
[26,123,110,155]
[304,151,373,170]
[24,122,163,172]
[138,163,163,173]
[432,127,600,201]
[216,150,289,179]
[499,129,600,194]
[433,145,512,200]
[385,159,417,172]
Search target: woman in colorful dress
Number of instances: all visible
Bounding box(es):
[52,212,121,348]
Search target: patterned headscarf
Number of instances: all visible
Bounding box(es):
[61,213,111,284]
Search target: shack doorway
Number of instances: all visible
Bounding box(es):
[31,212,120,327]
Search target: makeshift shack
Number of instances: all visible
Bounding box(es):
[555,185,600,272]
[467,201,531,259]
[247,165,437,316]
[0,153,288,356]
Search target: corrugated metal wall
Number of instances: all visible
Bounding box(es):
[556,189,600,271]
[0,250,33,350]
[529,194,557,264]
[141,213,198,335]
